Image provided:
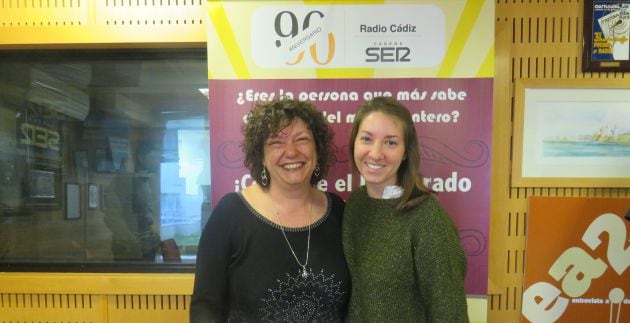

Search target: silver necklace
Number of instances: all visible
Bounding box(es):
[272,195,312,279]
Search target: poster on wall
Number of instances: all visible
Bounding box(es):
[206,0,494,296]
[583,0,630,71]
[521,197,630,323]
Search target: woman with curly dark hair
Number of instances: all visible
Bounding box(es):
[191,98,349,322]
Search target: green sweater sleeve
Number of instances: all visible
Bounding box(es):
[411,197,469,323]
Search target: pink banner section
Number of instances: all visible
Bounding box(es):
[208,78,492,295]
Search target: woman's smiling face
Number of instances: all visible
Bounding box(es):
[263,118,317,189]
[353,111,405,198]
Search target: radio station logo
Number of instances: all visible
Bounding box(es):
[250,5,445,69]
[365,41,411,63]
[272,10,336,66]
[361,24,416,63]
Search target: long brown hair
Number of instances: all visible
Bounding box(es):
[349,97,432,212]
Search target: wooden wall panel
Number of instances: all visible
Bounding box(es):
[0,273,192,322]
[0,293,107,323]
[490,1,629,322]
[0,0,206,47]
[0,293,190,322]
[107,295,190,322]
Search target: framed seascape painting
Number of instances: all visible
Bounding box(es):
[512,79,630,187]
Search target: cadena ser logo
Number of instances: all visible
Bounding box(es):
[252,6,338,68]
[273,10,335,66]
[250,5,444,69]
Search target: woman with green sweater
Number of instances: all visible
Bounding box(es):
[343,97,469,322]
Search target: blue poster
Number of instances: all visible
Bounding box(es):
[590,1,630,61]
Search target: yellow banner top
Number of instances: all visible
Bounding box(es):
[207,0,494,79]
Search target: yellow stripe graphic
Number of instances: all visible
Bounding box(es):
[208,2,250,79]
[476,45,494,77]
[437,0,485,77]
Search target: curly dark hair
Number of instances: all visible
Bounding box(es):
[242,98,334,188]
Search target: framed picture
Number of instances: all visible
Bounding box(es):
[65,183,81,220]
[29,170,55,198]
[582,0,630,72]
[88,183,98,209]
[512,79,630,187]
[25,158,61,209]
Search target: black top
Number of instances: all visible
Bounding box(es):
[190,191,350,322]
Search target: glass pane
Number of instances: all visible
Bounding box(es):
[0,49,208,271]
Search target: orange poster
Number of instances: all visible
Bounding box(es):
[521,197,629,323]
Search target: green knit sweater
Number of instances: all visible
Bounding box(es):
[342,187,468,322]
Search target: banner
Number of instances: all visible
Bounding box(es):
[521,197,630,322]
[206,0,494,295]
